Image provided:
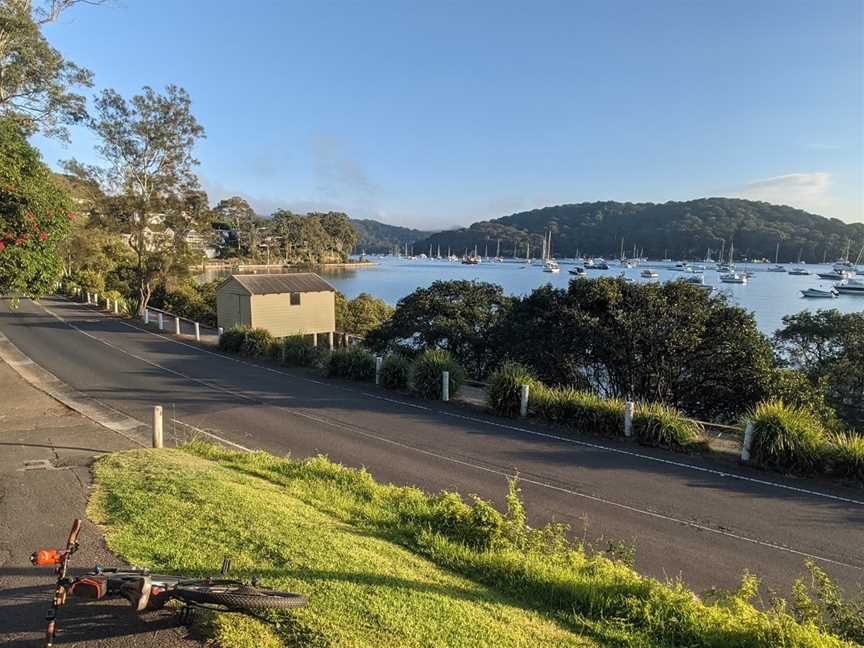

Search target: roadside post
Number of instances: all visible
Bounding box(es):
[86,292,91,304]
[519,384,530,417]
[218,327,224,337]
[741,420,754,463]
[157,312,164,330]
[144,309,150,325]
[624,401,634,437]
[152,406,163,449]
[194,322,200,342]
[375,356,382,385]
[174,316,181,335]
[328,331,334,350]
[113,300,119,314]
[442,371,449,402]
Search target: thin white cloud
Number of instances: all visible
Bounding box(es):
[738,172,832,214]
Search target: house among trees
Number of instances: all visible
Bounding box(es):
[216,273,337,345]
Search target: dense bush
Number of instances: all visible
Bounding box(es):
[380,354,411,390]
[633,402,703,451]
[410,349,465,399]
[240,328,275,358]
[218,325,248,353]
[326,347,376,381]
[827,432,864,483]
[487,362,540,417]
[748,401,828,475]
[150,280,219,327]
[530,384,624,436]
[279,335,321,368]
[763,368,842,431]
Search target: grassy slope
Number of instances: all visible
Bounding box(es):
[88,449,594,648]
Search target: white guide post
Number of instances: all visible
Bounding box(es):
[144,309,150,324]
[519,384,530,417]
[442,371,449,402]
[741,420,754,463]
[375,356,383,385]
[157,312,163,330]
[152,406,164,449]
[194,322,200,341]
[624,401,634,437]
[175,316,181,335]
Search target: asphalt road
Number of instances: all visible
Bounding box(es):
[1,296,862,599]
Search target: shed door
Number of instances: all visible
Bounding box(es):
[239,295,251,326]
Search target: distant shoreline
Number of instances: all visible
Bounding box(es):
[200,260,378,272]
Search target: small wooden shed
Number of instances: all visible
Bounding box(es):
[216,273,336,341]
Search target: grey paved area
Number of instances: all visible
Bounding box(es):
[0,360,199,647]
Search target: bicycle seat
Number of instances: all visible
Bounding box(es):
[119,575,152,612]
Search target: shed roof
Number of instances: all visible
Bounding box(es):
[221,273,336,295]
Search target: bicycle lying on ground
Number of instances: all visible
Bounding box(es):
[31,519,307,647]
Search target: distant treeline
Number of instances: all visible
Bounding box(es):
[350,219,437,254]
[411,198,864,262]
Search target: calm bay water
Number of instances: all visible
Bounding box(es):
[201,257,863,336]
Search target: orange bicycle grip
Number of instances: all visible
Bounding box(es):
[67,519,82,545]
[32,549,62,566]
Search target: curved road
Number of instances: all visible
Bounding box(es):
[1,296,862,597]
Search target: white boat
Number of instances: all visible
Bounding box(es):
[569,266,586,276]
[835,278,864,295]
[788,268,810,275]
[640,269,659,278]
[768,265,786,272]
[801,288,838,298]
[817,270,853,280]
[720,272,747,284]
[543,260,560,273]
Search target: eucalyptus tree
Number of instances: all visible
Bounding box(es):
[64,85,206,313]
[0,0,105,141]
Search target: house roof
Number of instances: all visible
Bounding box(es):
[222,273,336,295]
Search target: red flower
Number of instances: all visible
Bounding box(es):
[0,241,5,251]
[67,212,76,220]
[39,232,48,241]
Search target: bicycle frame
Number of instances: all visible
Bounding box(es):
[30,518,81,647]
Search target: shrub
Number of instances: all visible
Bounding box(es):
[326,347,376,381]
[380,354,411,390]
[410,349,465,399]
[747,400,828,475]
[280,335,321,367]
[827,432,864,483]
[218,325,248,353]
[633,401,703,451]
[487,362,540,417]
[530,384,624,436]
[240,328,275,358]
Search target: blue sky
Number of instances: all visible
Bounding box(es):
[35,0,863,227]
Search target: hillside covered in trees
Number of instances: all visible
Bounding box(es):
[350,219,436,254]
[412,198,864,262]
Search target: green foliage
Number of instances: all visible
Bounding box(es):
[827,432,864,483]
[97,443,854,648]
[0,2,93,142]
[633,402,703,451]
[279,335,320,367]
[487,362,540,417]
[792,561,864,643]
[380,353,411,390]
[266,210,358,264]
[325,347,376,381]
[218,325,248,353]
[410,349,465,399]
[349,218,436,254]
[763,368,842,431]
[368,280,512,378]
[0,118,72,298]
[334,291,394,335]
[493,277,775,422]
[240,328,274,357]
[149,279,218,327]
[413,197,864,265]
[774,310,864,431]
[529,384,624,436]
[748,401,828,475]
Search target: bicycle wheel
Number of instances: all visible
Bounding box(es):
[173,581,307,610]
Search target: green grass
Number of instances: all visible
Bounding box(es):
[747,400,828,475]
[89,448,591,648]
[89,443,855,648]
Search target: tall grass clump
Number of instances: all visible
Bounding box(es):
[827,432,864,483]
[487,362,540,417]
[410,349,465,399]
[380,354,411,389]
[240,328,275,358]
[530,384,624,436]
[279,335,321,367]
[633,402,703,451]
[218,325,248,353]
[747,400,828,475]
[325,347,376,381]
